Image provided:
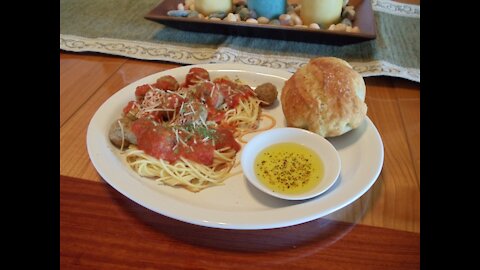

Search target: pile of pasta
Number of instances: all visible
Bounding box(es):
[108,67,277,192]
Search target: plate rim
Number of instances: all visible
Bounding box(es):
[86,63,384,230]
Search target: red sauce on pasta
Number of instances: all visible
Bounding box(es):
[124,68,256,166]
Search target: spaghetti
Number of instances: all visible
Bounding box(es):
[109,67,277,192]
[124,146,237,192]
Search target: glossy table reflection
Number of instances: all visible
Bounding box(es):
[60,45,420,268]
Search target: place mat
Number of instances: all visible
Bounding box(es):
[60,0,420,82]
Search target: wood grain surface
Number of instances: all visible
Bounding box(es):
[60,53,127,126]
[61,175,419,270]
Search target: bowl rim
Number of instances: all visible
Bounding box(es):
[241,127,341,200]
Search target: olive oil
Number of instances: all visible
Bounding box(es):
[254,143,324,195]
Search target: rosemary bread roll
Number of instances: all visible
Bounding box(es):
[281,57,367,137]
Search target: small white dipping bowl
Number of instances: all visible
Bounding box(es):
[241,127,341,200]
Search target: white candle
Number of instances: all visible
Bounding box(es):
[300,0,343,28]
[195,0,232,16]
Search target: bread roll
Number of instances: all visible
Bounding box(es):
[281,57,367,137]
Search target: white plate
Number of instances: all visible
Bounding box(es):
[86,63,384,230]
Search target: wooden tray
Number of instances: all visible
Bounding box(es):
[145,0,376,45]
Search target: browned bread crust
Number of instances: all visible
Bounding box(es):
[281,57,367,137]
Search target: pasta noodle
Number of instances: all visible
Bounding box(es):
[224,96,262,136]
[124,146,237,192]
[110,68,276,192]
[238,113,277,144]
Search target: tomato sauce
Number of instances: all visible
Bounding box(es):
[123,67,255,166]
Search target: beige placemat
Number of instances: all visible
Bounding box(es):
[60,0,420,82]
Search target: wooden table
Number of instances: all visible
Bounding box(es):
[60,36,420,268]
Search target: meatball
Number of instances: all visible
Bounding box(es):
[254,82,278,106]
[154,75,179,91]
[109,117,137,149]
